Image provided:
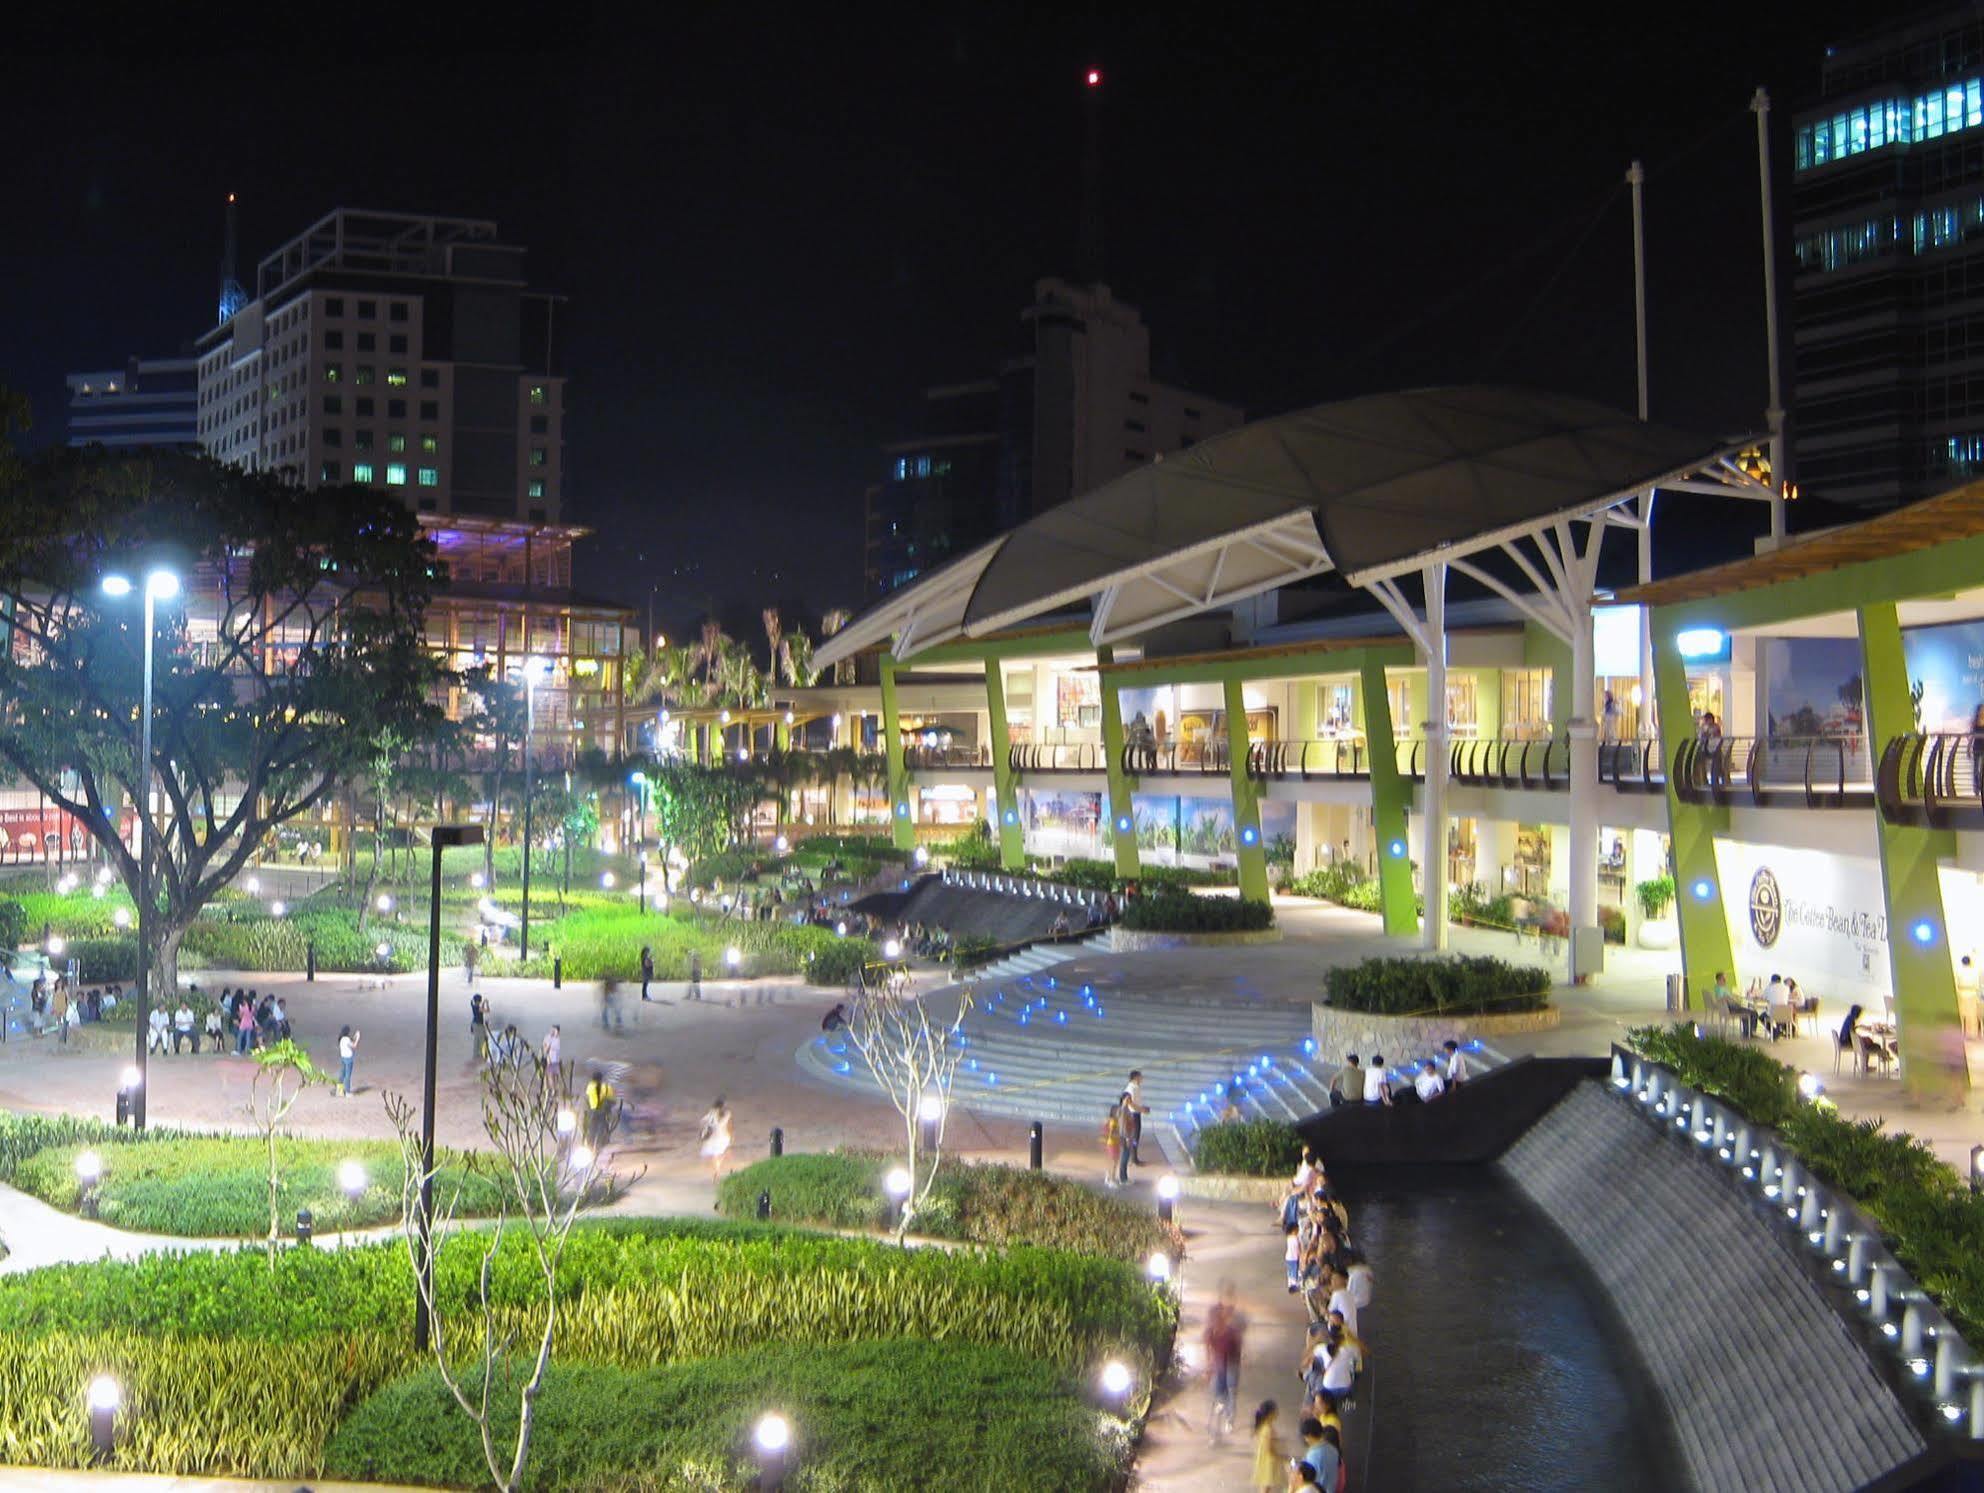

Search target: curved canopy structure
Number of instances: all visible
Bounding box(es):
[817,385,1761,664]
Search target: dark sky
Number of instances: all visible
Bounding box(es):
[3,1,1879,641]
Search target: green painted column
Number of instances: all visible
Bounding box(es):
[1360,658,1418,937]
[1224,677,1270,902]
[1653,621,1733,1011]
[1097,646,1140,879]
[879,657,915,852]
[1859,602,1968,1104]
[983,660,1025,870]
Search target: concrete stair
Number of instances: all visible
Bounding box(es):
[1500,1081,1927,1493]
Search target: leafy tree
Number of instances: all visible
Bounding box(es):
[246,1038,329,1263]
[462,665,526,883]
[0,446,441,1012]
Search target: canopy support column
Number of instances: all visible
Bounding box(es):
[1360,657,1417,937]
[880,657,915,852]
[1860,602,1968,1105]
[1421,563,1450,950]
[983,660,1025,871]
[1653,620,1732,1009]
[1224,676,1269,903]
[1098,646,1140,880]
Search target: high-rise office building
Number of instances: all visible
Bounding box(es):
[1791,4,1984,507]
[865,278,1242,596]
[64,356,199,449]
[195,208,630,759]
[196,209,566,523]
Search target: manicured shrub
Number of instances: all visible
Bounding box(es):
[1049,859,1233,891]
[325,1339,1129,1491]
[0,897,28,949]
[10,1134,506,1237]
[717,1154,1184,1266]
[0,1328,406,1478]
[1120,888,1273,933]
[1627,1025,1984,1342]
[1323,954,1550,1016]
[1192,1118,1305,1177]
[0,884,137,939]
[181,906,463,974]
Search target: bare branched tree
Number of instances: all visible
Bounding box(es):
[385,1054,638,1493]
[845,980,974,1237]
[245,1038,327,1264]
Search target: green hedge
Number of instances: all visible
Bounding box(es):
[1288,862,1421,915]
[1048,858,1233,891]
[477,902,872,985]
[10,1133,506,1237]
[716,1154,1184,1265]
[1323,954,1550,1016]
[1627,1026,1984,1340]
[0,897,28,949]
[1119,888,1273,933]
[1191,1119,1304,1177]
[325,1339,1128,1492]
[181,906,464,974]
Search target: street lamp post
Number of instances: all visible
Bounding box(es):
[101,568,178,1130]
[517,659,545,962]
[417,824,483,1352]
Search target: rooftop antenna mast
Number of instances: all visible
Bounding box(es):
[218,193,247,324]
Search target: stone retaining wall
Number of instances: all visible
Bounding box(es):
[1110,927,1283,952]
[1309,1002,1558,1063]
[1501,1081,1926,1493]
[1176,1173,1286,1202]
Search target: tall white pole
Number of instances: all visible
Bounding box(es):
[1421,563,1450,951]
[1629,160,1656,739]
[1752,87,1788,544]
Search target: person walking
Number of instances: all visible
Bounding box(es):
[1249,1400,1282,1489]
[543,1024,563,1091]
[469,989,488,1060]
[599,975,624,1031]
[584,1069,616,1148]
[336,1025,360,1096]
[1122,1069,1149,1166]
[1101,1099,1126,1188]
[640,944,655,1002]
[687,948,703,1002]
[699,1096,733,1182]
[50,980,69,1046]
[462,937,481,988]
[1202,1279,1247,1442]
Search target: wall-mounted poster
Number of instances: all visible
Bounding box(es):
[1020,789,1102,859]
[1125,794,1296,868]
[1172,708,1278,766]
[1056,672,1101,729]
[1903,619,1984,734]
[1713,838,1889,1004]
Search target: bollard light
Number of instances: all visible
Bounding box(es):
[470,871,486,889]
[1099,1359,1133,1399]
[120,1065,141,1092]
[885,1166,912,1200]
[1146,1251,1172,1283]
[47,934,66,956]
[1797,1072,1823,1101]
[754,1410,792,1483]
[1971,1145,1984,1195]
[556,1106,578,1138]
[112,906,132,930]
[86,1374,120,1461]
[775,834,790,853]
[913,845,929,867]
[835,920,848,937]
[376,893,394,913]
[270,900,286,917]
[75,1150,103,1185]
[570,1144,596,1173]
[374,941,392,961]
[1156,1173,1180,1224]
[295,1207,313,1245]
[338,1159,368,1199]
[245,875,260,895]
[725,945,742,970]
[883,938,902,960]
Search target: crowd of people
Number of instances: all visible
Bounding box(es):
[1203,1144,1372,1491]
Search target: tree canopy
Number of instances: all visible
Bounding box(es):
[0,445,444,982]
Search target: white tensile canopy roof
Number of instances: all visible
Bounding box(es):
[816,385,1761,665]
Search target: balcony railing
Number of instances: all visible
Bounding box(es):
[1877,732,1984,826]
[1672,735,1873,809]
[905,743,990,771]
[1009,742,1109,773]
[1247,739,1374,779]
[1120,739,1236,775]
[1449,736,1567,789]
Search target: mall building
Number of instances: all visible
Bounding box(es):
[793,386,1984,1103]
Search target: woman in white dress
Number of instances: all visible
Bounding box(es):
[699,1096,733,1182]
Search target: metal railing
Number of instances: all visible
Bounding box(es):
[1449,736,1568,789]
[1246,738,1373,779]
[904,743,990,770]
[1119,739,1236,775]
[1672,735,1873,808]
[1878,732,1984,826]
[1609,1045,1983,1438]
[940,866,1105,909]
[1009,742,1109,773]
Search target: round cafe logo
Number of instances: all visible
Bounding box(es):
[1748,867,1783,949]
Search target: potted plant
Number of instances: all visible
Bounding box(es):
[1634,875,1677,950]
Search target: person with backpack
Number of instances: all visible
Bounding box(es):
[583,1069,617,1149]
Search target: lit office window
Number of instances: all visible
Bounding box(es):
[529,447,547,467]
[387,369,408,387]
[355,367,375,386]
[529,385,547,405]
[528,479,546,498]
[353,462,375,484]
[418,467,439,487]
[420,433,439,453]
[325,363,342,383]
[386,463,408,486]
[319,461,341,483]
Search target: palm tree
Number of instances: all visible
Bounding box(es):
[820,608,855,685]
[697,619,728,701]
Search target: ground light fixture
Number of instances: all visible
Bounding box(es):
[753,1411,792,1488]
[1146,1251,1172,1283]
[569,1143,596,1173]
[601,871,616,889]
[338,1159,368,1198]
[470,871,485,889]
[86,1374,121,1460]
[1972,1145,1984,1195]
[556,1106,577,1138]
[918,1093,944,1153]
[1099,1359,1133,1400]
[883,938,902,960]
[1797,1072,1824,1101]
[376,893,394,913]
[725,946,742,970]
[270,901,285,917]
[112,907,131,929]
[120,1065,141,1091]
[75,1149,103,1218]
[90,884,105,900]
[47,935,65,956]
[774,834,790,853]
[374,941,392,962]
[835,921,848,937]
[1156,1172,1180,1224]
[912,845,929,867]
[244,876,260,895]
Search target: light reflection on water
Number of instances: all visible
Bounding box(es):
[1337,1164,1685,1493]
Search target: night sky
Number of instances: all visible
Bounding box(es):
[3,1,1877,640]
